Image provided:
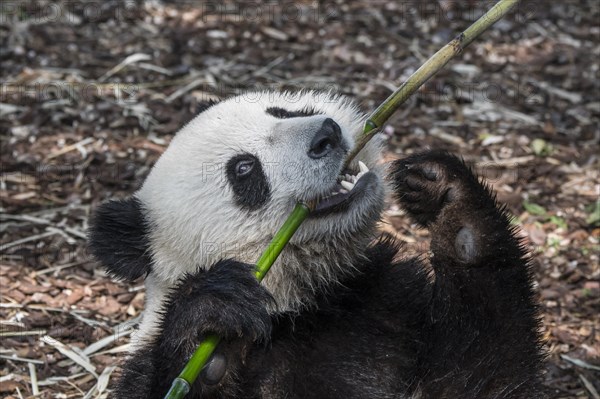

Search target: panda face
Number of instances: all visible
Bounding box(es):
[135,90,385,309]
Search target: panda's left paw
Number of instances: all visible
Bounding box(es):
[159,260,274,351]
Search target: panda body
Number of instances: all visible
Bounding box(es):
[89,91,544,398]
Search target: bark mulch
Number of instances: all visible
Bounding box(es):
[1,1,598,398]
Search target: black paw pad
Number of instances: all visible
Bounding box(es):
[454,226,478,264]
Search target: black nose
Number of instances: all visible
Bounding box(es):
[308,118,342,159]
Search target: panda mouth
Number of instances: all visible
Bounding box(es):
[311,161,372,217]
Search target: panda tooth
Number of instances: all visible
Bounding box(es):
[359,161,369,174]
[341,180,355,191]
[339,188,349,194]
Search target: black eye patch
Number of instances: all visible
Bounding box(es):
[226,154,271,211]
[266,107,319,119]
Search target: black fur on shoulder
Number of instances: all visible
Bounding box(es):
[87,197,152,281]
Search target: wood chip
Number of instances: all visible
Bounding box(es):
[40,336,98,378]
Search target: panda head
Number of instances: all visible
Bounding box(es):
[89,90,385,312]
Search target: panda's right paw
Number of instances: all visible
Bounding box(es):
[160,260,274,349]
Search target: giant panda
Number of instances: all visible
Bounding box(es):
[89,90,544,398]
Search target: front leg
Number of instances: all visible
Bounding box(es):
[392,151,543,398]
[112,260,273,399]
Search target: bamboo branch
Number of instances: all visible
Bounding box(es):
[164,1,520,397]
[345,0,520,166]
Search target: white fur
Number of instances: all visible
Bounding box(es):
[132,91,386,346]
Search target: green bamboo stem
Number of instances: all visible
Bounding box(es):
[345,0,520,167]
[164,1,519,397]
[164,203,312,399]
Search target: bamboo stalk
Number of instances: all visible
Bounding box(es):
[345,0,520,167]
[164,1,520,397]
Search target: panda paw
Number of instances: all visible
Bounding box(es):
[159,260,274,349]
[392,150,515,266]
[391,150,483,227]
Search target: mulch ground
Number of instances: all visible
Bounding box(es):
[1,1,598,398]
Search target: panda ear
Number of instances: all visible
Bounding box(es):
[88,197,152,281]
[197,99,219,113]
